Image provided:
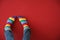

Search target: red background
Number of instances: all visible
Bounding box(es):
[0,0,60,40]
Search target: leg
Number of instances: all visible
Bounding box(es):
[18,16,31,40]
[4,16,16,40]
[23,26,30,40]
[4,30,14,40]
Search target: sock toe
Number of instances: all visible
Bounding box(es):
[7,16,16,24]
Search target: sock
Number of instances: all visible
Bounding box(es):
[18,16,30,30]
[4,16,16,31]
[7,16,16,24]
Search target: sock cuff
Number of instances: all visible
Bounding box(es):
[5,24,11,27]
[4,26,11,31]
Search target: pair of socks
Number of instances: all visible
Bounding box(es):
[4,16,30,31]
[4,16,30,40]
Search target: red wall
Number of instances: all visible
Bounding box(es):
[0,0,60,40]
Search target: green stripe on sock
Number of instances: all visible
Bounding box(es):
[8,19,14,23]
[5,26,11,30]
[24,26,30,30]
[5,26,11,28]
[19,20,26,22]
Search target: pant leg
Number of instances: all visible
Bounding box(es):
[4,30,14,40]
[23,27,31,40]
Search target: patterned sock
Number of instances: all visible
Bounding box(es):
[18,16,30,30]
[4,16,16,31]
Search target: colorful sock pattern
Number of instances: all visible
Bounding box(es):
[18,16,30,30]
[4,16,16,31]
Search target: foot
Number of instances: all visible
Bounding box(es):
[18,16,30,30]
[4,16,16,31]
